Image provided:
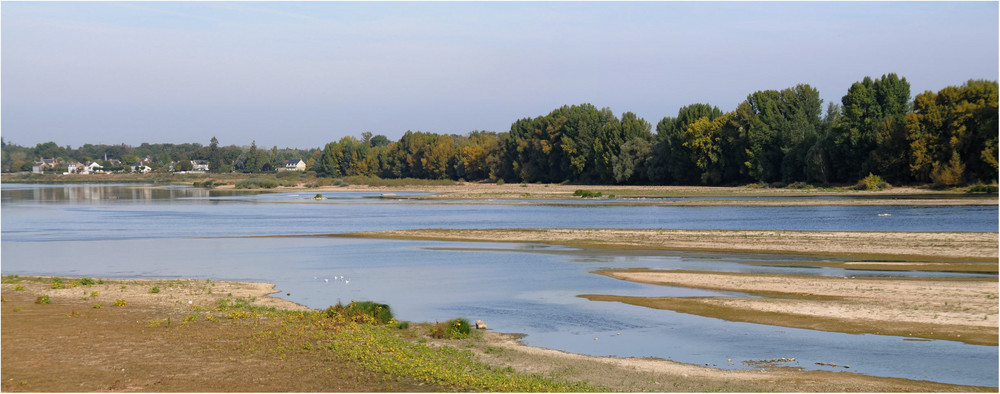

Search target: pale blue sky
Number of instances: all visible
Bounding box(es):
[2,1,997,149]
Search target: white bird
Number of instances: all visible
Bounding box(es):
[324,278,329,283]
[345,280,349,284]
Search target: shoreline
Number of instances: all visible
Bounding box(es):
[4,177,997,206]
[2,275,994,392]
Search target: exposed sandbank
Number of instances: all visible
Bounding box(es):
[337,228,999,261]
[585,269,998,346]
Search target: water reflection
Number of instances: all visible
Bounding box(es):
[0,184,270,205]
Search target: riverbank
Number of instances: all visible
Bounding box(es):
[2,275,991,392]
[338,228,1000,261]
[3,173,997,206]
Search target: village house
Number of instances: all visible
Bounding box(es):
[87,162,104,173]
[131,162,152,174]
[65,162,89,174]
[283,159,306,171]
[191,160,210,172]
[32,158,61,174]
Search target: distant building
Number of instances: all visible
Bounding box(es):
[191,160,210,172]
[32,158,61,174]
[131,162,152,174]
[283,159,306,171]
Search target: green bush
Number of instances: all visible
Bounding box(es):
[966,185,998,194]
[35,295,51,305]
[235,177,279,189]
[276,170,300,179]
[573,189,603,198]
[78,278,95,286]
[787,182,814,190]
[349,301,394,324]
[432,318,471,339]
[150,286,160,294]
[854,173,889,191]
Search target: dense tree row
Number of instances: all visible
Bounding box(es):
[3,74,996,186]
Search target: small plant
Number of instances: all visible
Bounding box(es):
[314,193,324,200]
[93,304,102,309]
[113,299,127,307]
[14,284,25,291]
[90,291,99,298]
[35,295,51,305]
[13,306,23,312]
[854,173,889,191]
[183,314,199,322]
[431,318,472,339]
[78,278,96,286]
[150,286,160,294]
[327,301,395,324]
[50,278,65,289]
[573,189,603,198]
[396,321,410,330]
[966,184,999,194]
[495,179,504,185]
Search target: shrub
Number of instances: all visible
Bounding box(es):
[573,189,603,198]
[431,318,472,339]
[854,173,889,191]
[14,284,25,291]
[90,291,99,298]
[787,182,814,189]
[967,185,999,194]
[495,179,505,186]
[150,286,160,294]
[78,278,95,286]
[113,299,126,307]
[35,295,51,305]
[235,177,280,189]
[50,278,65,289]
[276,170,300,179]
[347,301,394,324]
[93,304,102,309]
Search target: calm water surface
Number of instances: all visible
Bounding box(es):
[1,184,997,387]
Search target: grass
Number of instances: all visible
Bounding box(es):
[236,307,604,392]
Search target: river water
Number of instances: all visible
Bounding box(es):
[1,184,997,387]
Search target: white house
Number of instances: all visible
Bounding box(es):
[191,160,210,172]
[65,162,89,174]
[131,162,152,174]
[283,159,306,171]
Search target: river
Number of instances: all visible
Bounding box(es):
[1,184,997,387]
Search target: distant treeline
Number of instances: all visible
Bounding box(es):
[3,74,996,186]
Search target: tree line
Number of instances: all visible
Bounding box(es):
[3,74,996,186]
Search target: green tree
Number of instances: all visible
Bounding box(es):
[830,73,911,182]
[648,103,723,184]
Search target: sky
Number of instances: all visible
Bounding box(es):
[2,1,997,150]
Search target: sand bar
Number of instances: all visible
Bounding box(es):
[339,228,999,260]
